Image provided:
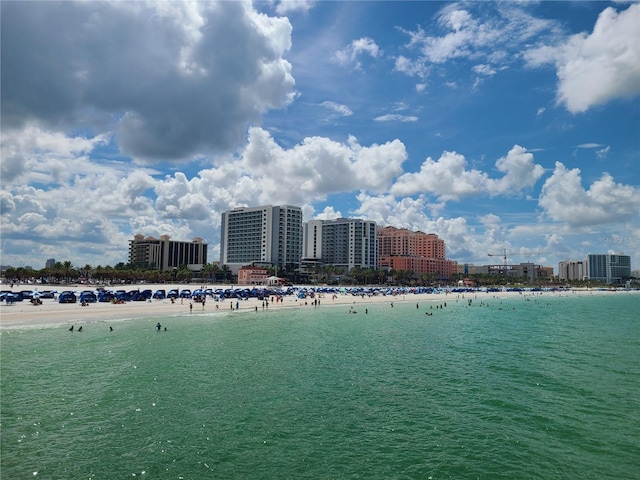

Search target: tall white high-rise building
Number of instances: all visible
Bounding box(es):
[220,205,303,274]
[558,260,587,281]
[302,218,377,273]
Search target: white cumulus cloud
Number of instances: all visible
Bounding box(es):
[525,3,640,113]
[1,1,295,161]
[538,162,640,226]
[335,37,381,69]
[391,145,544,201]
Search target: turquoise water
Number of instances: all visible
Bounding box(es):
[1,293,639,479]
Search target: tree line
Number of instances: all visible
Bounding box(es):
[2,261,232,286]
[0,261,595,287]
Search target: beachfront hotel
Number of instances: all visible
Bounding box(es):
[220,205,303,275]
[301,218,378,274]
[587,253,631,284]
[128,234,208,271]
[558,260,588,282]
[377,226,455,279]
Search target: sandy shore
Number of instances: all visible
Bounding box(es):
[0,284,634,329]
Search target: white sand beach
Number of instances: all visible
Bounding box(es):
[0,284,632,328]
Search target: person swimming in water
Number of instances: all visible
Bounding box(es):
[156,322,161,331]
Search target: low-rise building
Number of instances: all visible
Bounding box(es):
[237,266,269,285]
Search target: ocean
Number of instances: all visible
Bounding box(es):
[1,292,639,479]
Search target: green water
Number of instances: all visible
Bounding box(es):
[2,293,639,479]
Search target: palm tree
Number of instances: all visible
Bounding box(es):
[348,266,363,284]
[362,267,376,285]
[201,263,216,282]
[4,267,16,284]
[82,264,93,284]
[176,267,193,283]
[62,261,73,283]
[221,264,232,283]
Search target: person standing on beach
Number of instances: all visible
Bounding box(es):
[189,302,193,313]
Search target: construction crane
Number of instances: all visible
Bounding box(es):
[488,249,545,267]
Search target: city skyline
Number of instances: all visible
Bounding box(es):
[4,220,634,280]
[1,1,639,271]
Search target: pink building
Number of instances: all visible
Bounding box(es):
[237,266,268,285]
[377,226,455,278]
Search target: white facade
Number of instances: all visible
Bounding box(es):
[302,218,377,273]
[220,205,303,274]
[558,260,587,281]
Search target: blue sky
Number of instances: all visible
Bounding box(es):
[1,0,639,273]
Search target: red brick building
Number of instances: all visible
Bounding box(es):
[377,226,455,279]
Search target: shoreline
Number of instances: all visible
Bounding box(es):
[0,283,636,329]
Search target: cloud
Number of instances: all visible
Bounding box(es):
[473,64,497,76]
[240,127,407,201]
[490,145,545,195]
[1,1,295,162]
[391,151,488,201]
[353,193,431,229]
[1,124,111,185]
[596,146,610,159]
[391,145,544,201]
[396,3,560,77]
[314,206,343,220]
[577,143,605,149]
[394,55,429,78]
[524,4,640,113]
[320,101,353,117]
[275,0,314,15]
[374,114,419,123]
[539,162,640,226]
[334,37,381,69]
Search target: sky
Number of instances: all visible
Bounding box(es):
[1,0,639,273]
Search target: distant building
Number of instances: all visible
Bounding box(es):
[377,226,454,279]
[455,263,476,275]
[128,234,208,272]
[476,262,544,283]
[45,258,56,269]
[302,218,377,274]
[539,266,554,280]
[587,254,631,284]
[558,260,588,281]
[220,205,303,275]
